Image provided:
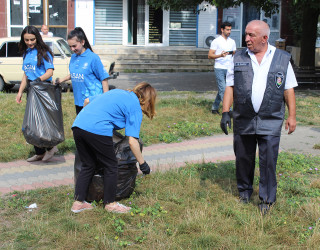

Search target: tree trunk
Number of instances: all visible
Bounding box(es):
[299,7,319,68]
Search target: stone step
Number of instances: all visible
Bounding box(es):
[94,46,209,54]
[115,64,212,73]
[119,68,212,73]
[117,60,213,67]
[115,59,213,64]
[93,46,213,72]
[113,61,212,72]
[100,54,210,60]
[96,49,209,55]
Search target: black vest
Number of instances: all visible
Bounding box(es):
[233,48,291,136]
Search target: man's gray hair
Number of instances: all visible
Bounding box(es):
[247,20,270,39]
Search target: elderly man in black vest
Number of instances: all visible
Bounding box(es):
[220,20,297,214]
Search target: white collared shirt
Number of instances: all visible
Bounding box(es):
[226,44,298,112]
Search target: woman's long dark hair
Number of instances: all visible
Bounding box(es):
[67,27,93,52]
[19,25,53,66]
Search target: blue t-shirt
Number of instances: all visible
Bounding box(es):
[22,48,54,81]
[72,89,143,138]
[69,49,109,107]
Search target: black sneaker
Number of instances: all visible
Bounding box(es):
[211,110,220,115]
[229,111,233,118]
[259,203,272,215]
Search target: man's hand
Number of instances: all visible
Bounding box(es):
[139,161,150,175]
[220,112,231,135]
[285,116,296,134]
[284,88,297,135]
[220,51,229,57]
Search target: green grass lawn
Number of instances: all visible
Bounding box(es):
[0,152,319,248]
[0,90,319,248]
[0,90,319,162]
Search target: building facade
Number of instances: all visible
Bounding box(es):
[3,0,74,38]
[1,0,283,48]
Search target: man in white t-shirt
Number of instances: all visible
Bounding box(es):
[40,25,53,37]
[208,21,236,115]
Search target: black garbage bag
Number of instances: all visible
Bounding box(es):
[74,131,143,202]
[22,81,64,148]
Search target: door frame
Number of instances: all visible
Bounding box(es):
[6,0,28,36]
[126,0,168,46]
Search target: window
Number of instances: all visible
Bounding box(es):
[52,45,62,57]
[0,42,21,57]
[45,41,60,57]
[45,42,53,51]
[57,39,72,57]
[0,43,7,57]
[7,42,20,57]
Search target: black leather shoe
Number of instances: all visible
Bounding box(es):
[211,110,220,115]
[259,203,272,215]
[239,196,250,204]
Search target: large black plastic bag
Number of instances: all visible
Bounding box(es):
[22,81,64,148]
[74,131,143,202]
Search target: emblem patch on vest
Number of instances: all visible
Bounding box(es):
[235,62,249,66]
[275,72,284,88]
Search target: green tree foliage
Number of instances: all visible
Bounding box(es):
[147,0,279,16]
[147,0,320,67]
[292,0,320,67]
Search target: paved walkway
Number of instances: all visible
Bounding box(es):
[0,126,319,196]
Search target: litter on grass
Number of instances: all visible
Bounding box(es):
[25,203,37,211]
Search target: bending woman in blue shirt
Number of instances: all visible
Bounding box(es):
[71,82,156,214]
[56,27,109,114]
[16,25,58,162]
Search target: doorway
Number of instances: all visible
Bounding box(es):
[149,6,163,44]
[128,0,145,45]
[128,0,163,45]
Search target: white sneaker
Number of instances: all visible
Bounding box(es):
[105,202,131,213]
[27,154,44,162]
[42,146,58,162]
[71,201,94,213]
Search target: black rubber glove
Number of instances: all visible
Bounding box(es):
[33,77,41,82]
[139,161,150,175]
[220,112,231,135]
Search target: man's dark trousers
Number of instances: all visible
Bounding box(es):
[234,134,280,204]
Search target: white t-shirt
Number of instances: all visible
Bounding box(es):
[40,32,53,37]
[210,35,236,69]
[226,44,298,113]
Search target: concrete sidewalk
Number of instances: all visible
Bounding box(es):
[0,126,319,196]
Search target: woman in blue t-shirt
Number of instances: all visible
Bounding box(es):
[16,25,58,162]
[56,27,109,114]
[71,82,157,214]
